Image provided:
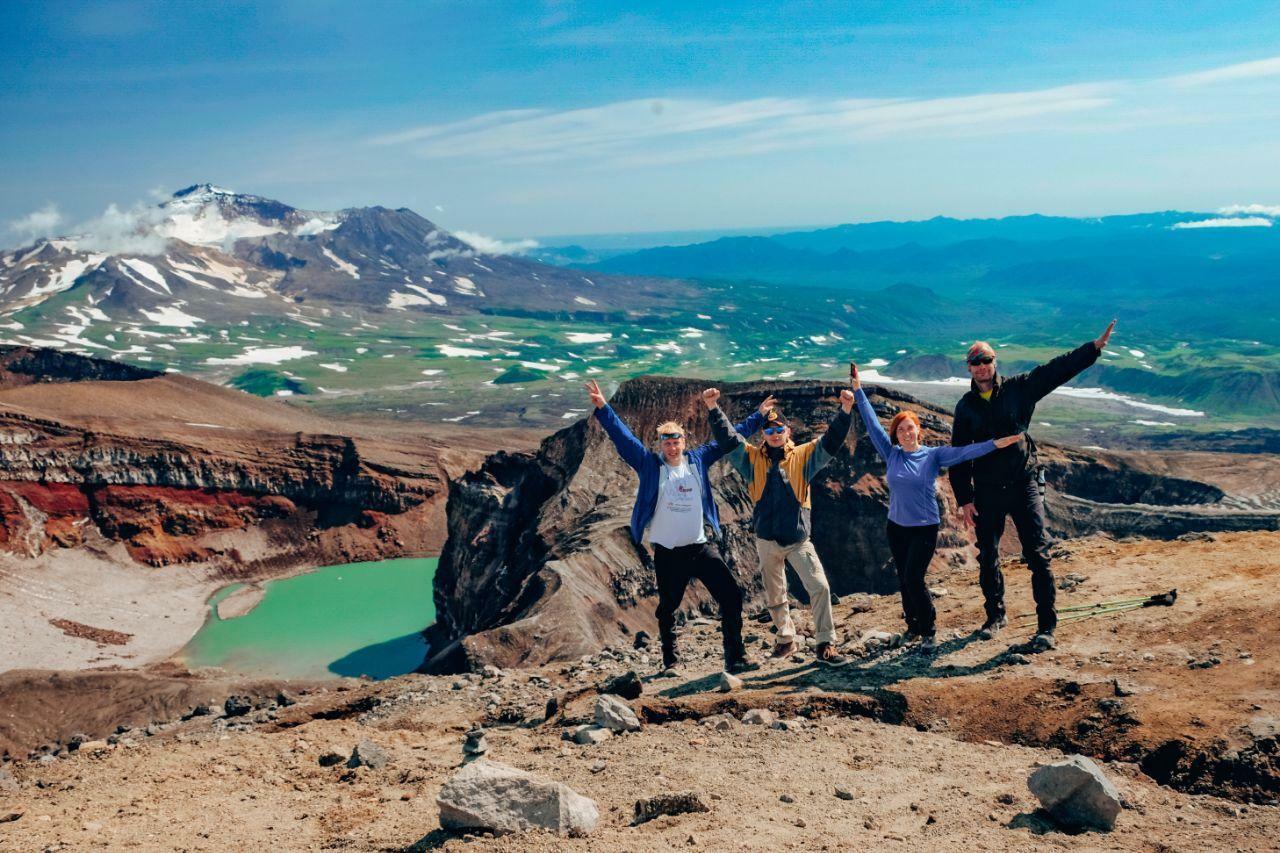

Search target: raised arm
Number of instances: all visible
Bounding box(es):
[854,387,893,462]
[699,394,771,466]
[586,380,648,472]
[804,389,855,481]
[1023,320,1113,402]
[934,437,1000,468]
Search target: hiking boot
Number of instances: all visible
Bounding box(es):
[977,616,1007,641]
[815,642,849,667]
[900,629,923,644]
[917,634,938,654]
[656,666,681,679]
[1027,632,1056,653]
[771,639,799,659]
[727,657,761,675]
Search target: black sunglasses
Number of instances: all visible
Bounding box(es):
[763,425,787,436]
[968,355,995,366]
[659,432,684,440]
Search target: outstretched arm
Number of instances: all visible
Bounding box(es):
[804,388,855,481]
[1023,319,1113,401]
[586,380,648,472]
[934,434,1020,468]
[854,387,893,462]
[948,404,977,521]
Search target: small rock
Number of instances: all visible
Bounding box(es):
[713,718,736,732]
[438,758,598,836]
[633,631,652,649]
[741,708,776,726]
[1112,679,1136,697]
[1006,653,1031,666]
[794,817,807,827]
[718,671,743,692]
[598,669,644,700]
[275,690,298,707]
[1142,652,1155,662]
[927,587,948,599]
[0,809,22,823]
[863,815,880,830]
[1028,755,1122,831]
[318,751,345,767]
[780,793,795,803]
[573,726,613,746]
[594,695,642,733]
[463,729,488,757]
[223,695,252,717]
[633,791,710,825]
[348,739,389,770]
[835,788,854,800]
[658,667,681,679]
[996,793,1016,805]
[0,766,20,794]
[590,760,607,774]
[1099,698,1124,714]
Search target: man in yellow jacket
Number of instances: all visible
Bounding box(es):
[704,387,855,666]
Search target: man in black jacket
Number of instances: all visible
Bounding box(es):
[948,320,1116,651]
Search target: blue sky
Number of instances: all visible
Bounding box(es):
[4,1,1280,242]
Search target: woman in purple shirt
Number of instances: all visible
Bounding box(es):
[851,363,1022,652]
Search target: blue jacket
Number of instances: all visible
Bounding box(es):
[593,403,766,544]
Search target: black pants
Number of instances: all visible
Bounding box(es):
[974,475,1057,633]
[886,521,939,637]
[653,542,746,668]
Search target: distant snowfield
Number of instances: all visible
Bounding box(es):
[565,332,611,344]
[321,247,360,279]
[139,304,203,328]
[437,345,489,357]
[204,345,317,366]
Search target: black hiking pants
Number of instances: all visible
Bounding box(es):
[974,474,1057,633]
[653,542,746,668]
[886,521,939,637]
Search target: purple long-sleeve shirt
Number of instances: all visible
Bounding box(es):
[855,388,997,527]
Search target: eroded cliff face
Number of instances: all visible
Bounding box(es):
[0,409,440,568]
[426,376,1280,673]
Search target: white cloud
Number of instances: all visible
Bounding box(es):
[1171,217,1273,229]
[8,204,64,242]
[367,86,1115,169]
[454,230,539,255]
[71,202,171,255]
[1166,55,1280,87]
[1218,203,1280,217]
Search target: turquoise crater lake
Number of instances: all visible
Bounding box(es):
[180,557,437,680]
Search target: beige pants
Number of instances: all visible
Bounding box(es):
[755,537,835,644]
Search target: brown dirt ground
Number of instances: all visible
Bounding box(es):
[1,531,1278,850]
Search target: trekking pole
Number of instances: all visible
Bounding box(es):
[1055,602,1148,624]
[1017,590,1177,618]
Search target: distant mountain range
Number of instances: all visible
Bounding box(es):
[0,184,682,344]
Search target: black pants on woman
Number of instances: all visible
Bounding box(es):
[886,521,939,638]
[652,542,746,668]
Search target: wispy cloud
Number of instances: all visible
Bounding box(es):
[1165,55,1280,87]
[454,230,539,255]
[7,205,64,242]
[1218,203,1280,217]
[368,85,1115,169]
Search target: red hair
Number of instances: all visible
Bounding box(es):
[888,410,920,446]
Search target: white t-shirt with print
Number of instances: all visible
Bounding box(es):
[646,458,706,549]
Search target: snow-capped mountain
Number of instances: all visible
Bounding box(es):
[0,184,679,350]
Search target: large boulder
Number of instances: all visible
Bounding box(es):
[437,758,599,836]
[594,695,641,733]
[1027,755,1122,831]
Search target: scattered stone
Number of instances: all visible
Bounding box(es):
[835,788,854,800]
[633,631,652,649]
[1006,653,1031,666]
[1028,755,1122,832]
[598,670,644,701]
[348,739,389,770]
[0,809,22,823]
[482,664,502,679]
[573,726,613,746]
[544,693,562,722]
[863,815,880,830]
[590,760,607,774]
[1112,679,1136,697]
[996,793,1016,805]
[1058,573,1087,591]
[1188,656,1221,670]
[658,667,681,679]
[185,704,213,719]
[223,695,252,717]
[463,729,489,757]
[1177,531,1215,542]
[275,690,298,707]
[794,817,807,828]
[718,671,743,692]
[1099,698,1124,714]
[77,740,109,754]
[1142,652,1155,662]
[438,758,599,836]
[928,586,949,599]
[318,751,345,767]
[741,708,776,726]
[0,766,18,794]
[633,791,710,825]
[594,695,642,733]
